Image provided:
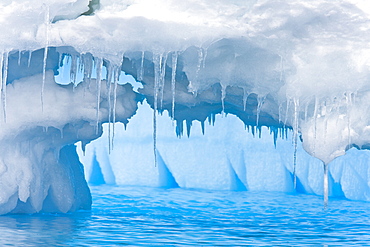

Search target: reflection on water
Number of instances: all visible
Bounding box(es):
[1,186,370,246]
[0,212,92,246]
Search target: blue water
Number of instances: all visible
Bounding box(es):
[1,186,370,246]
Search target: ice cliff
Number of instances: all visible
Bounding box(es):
[1,0,370,213]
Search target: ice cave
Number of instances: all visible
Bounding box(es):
[2,1,370,244]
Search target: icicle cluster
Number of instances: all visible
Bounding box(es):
[4,38,368,208]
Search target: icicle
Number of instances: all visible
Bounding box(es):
[112,66,119,150]
[78,55,84,74]
[77,56,82,87]
[201,121,205,135]
[106,63,113,85]
[323,162,329,208]
[160,53,168,109]
[83,53,93,87]
[138,51,145,81]
[292,98,299,190]
[41,3,50,112]
[28,51,32,68]
[95,57,103,134]
[283,99,290,127]
[153,53,162,167]
[304,101,309,122]
[107,67,113,153]
[18,51,22,66]
[313,97,319,156]
[243,88,248,111]
[2,52,8,122]
[194,47,204,94]
[108,116,112,154]
[41,47,49,112]
[171,52,178,122]
[221,85,226,115]
[70,55,78,87]
[106,63,115,153]
[323,109,328,148]
[208,113,216,126]
[256,96,265,127]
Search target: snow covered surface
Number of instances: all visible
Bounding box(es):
[1,0,370,213]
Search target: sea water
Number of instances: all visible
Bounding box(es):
[1,185,370,246]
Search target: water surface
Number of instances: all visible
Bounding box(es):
[1,186,370,246]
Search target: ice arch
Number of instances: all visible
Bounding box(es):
[2,0,370,213]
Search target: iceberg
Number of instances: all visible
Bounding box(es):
[1,0,370,213]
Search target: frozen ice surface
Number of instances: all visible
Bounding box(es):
[1,0,370,213]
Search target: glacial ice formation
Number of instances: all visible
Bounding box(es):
[1,0,370,213]
[78,101,370,202]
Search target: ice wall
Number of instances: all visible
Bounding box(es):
[79,101,370,201]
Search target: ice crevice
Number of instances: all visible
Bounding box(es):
[2,0,370,213]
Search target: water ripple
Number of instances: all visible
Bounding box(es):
[1,186,370,246]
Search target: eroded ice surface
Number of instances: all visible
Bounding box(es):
[78,101,370,202]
